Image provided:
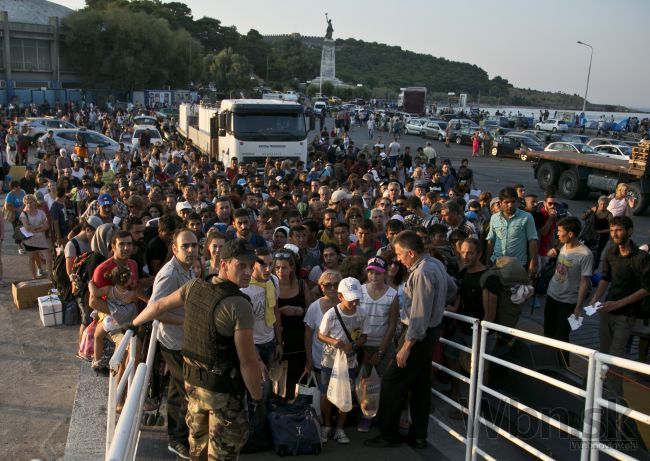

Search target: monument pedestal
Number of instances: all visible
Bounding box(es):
[314,38,342,86]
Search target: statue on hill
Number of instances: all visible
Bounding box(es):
[325,13,333,40]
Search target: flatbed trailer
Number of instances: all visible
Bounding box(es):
[527,150,650,214]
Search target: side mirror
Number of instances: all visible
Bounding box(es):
[218,129,226,137]
[218,112,227,130]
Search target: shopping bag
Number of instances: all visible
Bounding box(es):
[295,371,321,418]
[355,366,381,418]
[327,349,352,412]
[269,360,288,398]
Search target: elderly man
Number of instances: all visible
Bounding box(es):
[366,230,448,449]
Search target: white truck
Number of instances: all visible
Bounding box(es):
[177,99,308,166]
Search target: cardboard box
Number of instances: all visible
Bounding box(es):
[38,295,63,327]
[12,279,53,309]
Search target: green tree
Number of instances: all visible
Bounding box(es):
[61,7,202,91]
[204,48,254,92]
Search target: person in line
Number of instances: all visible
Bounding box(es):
[366,230,448,449]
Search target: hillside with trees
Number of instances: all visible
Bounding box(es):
[62,1,627,111]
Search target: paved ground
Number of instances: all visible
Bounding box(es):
[0,221,79,461]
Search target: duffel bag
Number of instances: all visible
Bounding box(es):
[267,396,322,456]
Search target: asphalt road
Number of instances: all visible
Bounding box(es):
[315,120,650,242]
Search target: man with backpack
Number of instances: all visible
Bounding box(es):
[52,215,103,342]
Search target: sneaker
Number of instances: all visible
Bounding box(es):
[36,269,44,278]
[18,248,25,255]
[321,426,332,443]
[357,417,372,432]
[333,429,350,444]
[168,441,190,459]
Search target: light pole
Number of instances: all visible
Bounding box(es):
[577,41,593,113]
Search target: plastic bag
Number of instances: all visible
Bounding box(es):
[269,360,288,398]
[295,371,321,418]
[355,366,381,418]
[327,349,352,412]
[77,319,96,360]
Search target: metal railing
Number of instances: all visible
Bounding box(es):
[430,311,481,461]
[430,315,649,461]
[106,329,137,455]
[471,321,598,461]
[590,352,650,461]
[106,321,160,461]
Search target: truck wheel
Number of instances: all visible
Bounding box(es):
[558,169,588,200]
[537,162,560,189]
[438,134,444,141]
[627,183,649,215]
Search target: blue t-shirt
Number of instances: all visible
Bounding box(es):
[6,189,26,214]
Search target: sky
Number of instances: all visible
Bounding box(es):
[54,0,650,109]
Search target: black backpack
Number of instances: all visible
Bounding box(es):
[52,239,81,301]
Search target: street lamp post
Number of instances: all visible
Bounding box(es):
[577,41,593,114]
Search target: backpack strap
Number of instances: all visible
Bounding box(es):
[71,238,81,256]
[333,306,354,344]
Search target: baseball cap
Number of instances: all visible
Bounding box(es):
[220,239,261,263]
[59,148,67,155]
[98,193,113,206]
[366,256,387,273]
[338,277,363,302]
[490,198,501,208]
[126,195,144,209]
[86,215,103,230]
[330,190,351,204]
[176,201,192,213]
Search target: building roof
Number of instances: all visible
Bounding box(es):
[0,0,73,26]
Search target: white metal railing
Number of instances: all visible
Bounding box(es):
[590,352,650,461]
[430,311,481,461]
[106,329,137,455]
[471,321,598,461]
[106,320,160,461]
[430,316,649,461]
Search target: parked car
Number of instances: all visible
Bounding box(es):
[586,137,629,148]
[19,118,76,142]
[37,128,119,157]
[155,108,178,120]
[520,129,548,143]
[560,134,591,144]
[131,125,163,152]
[544,142,596,154]
[404,118,428,135]
[511,116,531,129]
[118,131,134,152]
[535,119,569,132]
[448,118,479,130]
[420,120,448,141]
[313,101,328,115]
[594,144,632,161]
[453,126,480,145]
[491,134,545,160]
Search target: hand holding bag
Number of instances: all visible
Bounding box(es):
[327,349,352,412]
[295,371,321,418]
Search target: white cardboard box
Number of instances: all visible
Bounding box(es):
[38,295,63,327]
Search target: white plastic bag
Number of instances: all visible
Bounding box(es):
[295,371,321,418]
[355,366,381,418]
[269,360,288,398]
[327,349,352,412]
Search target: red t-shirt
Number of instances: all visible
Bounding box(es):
[93,258,139,292]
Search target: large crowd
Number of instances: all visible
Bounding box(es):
[1,105,649,459]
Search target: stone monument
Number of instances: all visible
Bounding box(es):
[314,13,342,87]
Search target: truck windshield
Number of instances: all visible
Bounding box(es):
[233,113,306,141]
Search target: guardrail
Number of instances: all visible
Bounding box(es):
[429,311,481,461]
[590,352,650,461]
[430,315,649,461]
[106,321,160,461]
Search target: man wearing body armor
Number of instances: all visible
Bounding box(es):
[131,239,263,460]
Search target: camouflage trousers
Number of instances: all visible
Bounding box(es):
[185,384,249,461]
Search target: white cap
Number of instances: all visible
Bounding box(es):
[338,277,363,302]
[175,201,192,213]
[330,189,351,204]
[59,148,67,155]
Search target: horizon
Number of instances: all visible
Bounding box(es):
[53,0,650,109]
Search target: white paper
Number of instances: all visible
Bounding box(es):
[20,227,34,238]
[567,314,583,331]
[583,301,603,317]
[113,216,121,226]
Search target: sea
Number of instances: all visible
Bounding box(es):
[477,106,648,124]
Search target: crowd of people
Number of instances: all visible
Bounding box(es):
[1,105,649,459]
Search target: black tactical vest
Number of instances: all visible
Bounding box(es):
[182,279,251,392]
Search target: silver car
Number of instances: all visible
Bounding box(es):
[20,117,76,142]
[420,121,448,141]
[37,128,119,157]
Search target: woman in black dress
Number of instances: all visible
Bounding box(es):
[274,250,314,398]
